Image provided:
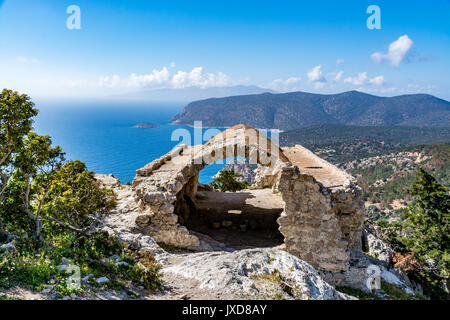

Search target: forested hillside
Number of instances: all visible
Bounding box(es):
[173,91,450,129]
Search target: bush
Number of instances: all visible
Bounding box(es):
[210,170,250,192]
[0,232,163,295]
[0,240,57,290]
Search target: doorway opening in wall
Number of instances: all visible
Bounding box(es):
[178,157,285,250]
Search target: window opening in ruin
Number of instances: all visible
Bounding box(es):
[177,157,285,250]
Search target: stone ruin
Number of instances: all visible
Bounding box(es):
[131,124,365,272]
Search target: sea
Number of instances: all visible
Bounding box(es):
[33,99,229,184]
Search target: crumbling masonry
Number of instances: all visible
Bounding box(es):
[131,124,365,272]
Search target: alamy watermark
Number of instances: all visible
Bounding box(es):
[66,263,81,290]
[366,264,381,291]
[65,5,381,31]
[66,5,81,30]
[366,5,381,30]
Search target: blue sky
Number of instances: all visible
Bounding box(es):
[0,0,449,99]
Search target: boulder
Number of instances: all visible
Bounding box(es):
[135,214,152,225]
[363,228,394,264]
[96,277,110,284]
[163,248,351,300]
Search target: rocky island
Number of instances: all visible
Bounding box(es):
[133,122,160,129]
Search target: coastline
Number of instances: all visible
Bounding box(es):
[170,121,284,133]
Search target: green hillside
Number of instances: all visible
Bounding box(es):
[339,143,450,208]
[280,125,450,163]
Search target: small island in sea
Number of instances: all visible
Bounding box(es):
[133,122,160,129]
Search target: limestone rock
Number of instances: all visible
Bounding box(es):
[135,214,152,225]
[363,227,394,264]
[163,248,351,300]
[95,173,121,188]
[96,277,110,284]
[321,253,415,295]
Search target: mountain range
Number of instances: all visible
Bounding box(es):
[172,90,450,130]
[112,85,275,102]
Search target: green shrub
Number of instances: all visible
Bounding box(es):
[210,170,250,192]
[0,241,58,290]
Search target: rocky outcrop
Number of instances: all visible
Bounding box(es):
[163,248,351,300]
[131,124,365,272]
[362,227,395,264]
[321,254,416,295]
[95,173,415,300]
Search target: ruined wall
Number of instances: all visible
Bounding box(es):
[132,145,203,250]
[131,125,365,271]
[277,164,364,272]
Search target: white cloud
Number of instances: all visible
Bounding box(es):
[16,56,40,64]
[283,77,302,85]
[267,77,302,92]
[314,82,325,89]
[127,67,171,88]
[98,74,121,88]
[407,83,436,94]
[365,84,436,96]
[307,65,325,83]
[336,58,344,65]
[371,35,413,67]
[344,72,368,86]
[369,75,386,86]
[344,72,385,87]
[360,87,398,95]
[327,71,344,82]
[98,66,235,90]
[171,67,231,88]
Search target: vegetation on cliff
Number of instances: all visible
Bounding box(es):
[0,89,162,297]
[379,169,449,299]
[340,143,449,208]
[280,124,450,162]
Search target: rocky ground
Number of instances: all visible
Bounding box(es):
[1,174,421,300]
[97,174,349,300]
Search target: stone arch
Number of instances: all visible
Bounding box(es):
[132,124,365,272]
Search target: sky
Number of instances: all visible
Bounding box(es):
[0,0,449,100]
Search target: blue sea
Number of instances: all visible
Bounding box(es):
[33,99,227,184]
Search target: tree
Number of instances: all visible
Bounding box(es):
[0,89,38,197]
[39,160,114,237]
[210,170,251,192]
[0,89,113,245]
[13,132,65,241]
[0,89,38,240]
[400,168,449,280]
